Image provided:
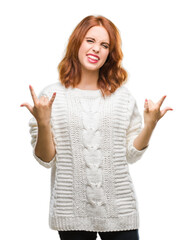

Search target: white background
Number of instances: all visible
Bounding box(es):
[0,0,194,239]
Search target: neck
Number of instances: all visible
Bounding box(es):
[77,68,99,90]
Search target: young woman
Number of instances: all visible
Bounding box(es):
[21,15,173,240]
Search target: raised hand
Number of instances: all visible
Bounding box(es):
[144,95,173,127]
[20,85,56,125]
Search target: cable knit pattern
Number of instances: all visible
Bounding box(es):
[29,82,148,232]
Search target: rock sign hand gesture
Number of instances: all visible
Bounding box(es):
[20,85,56,125]
[144,95,173,127]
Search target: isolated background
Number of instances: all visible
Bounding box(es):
[1,0,193,239]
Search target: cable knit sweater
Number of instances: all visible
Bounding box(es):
[29,82,148,232]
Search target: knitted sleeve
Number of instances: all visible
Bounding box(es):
[28,88,56,169]
[126,98,148,164]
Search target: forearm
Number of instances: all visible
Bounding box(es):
[133,123,156,151]
[35,122,56,163]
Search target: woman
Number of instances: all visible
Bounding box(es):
[21,15,173,240]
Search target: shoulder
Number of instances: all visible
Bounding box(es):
[39,81,68,97]
[118,85,136,105]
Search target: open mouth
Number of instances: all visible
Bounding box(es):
[87,54,100,63]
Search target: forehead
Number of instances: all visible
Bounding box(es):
[85,26,110,42]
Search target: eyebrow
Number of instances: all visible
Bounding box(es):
[85,37,110,46]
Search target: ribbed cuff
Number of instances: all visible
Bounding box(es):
[131,143,148,158]
[33,148,56,168]
[127,141,148,164]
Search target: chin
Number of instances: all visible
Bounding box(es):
[83,65,101,72]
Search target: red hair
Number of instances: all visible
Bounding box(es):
[58,15,128,98]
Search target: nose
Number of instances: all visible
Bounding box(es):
[92,43,100,53]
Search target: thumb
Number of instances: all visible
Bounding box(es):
[160,107,173,119]
[20,103,33,114]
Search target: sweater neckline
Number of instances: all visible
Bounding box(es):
[69,86,102,98]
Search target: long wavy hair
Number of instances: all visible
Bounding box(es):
[58,15,128,98]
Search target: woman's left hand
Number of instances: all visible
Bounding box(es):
[144,95,173,128]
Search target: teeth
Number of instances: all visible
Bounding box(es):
[88,55,99,60]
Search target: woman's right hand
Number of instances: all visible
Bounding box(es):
[21,85,56,125]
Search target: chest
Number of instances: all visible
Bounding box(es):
[51,92,132,136]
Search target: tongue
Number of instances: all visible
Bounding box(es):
[88,56,98,62]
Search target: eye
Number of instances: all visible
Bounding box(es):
[102,44,109,49]
[86,39,94,43]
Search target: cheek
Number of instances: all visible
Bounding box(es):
[78,46,85,63]
[102,52,109,63]
[78,43,90,60]
[78,46,83,57]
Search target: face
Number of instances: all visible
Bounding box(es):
[78,26,110,73]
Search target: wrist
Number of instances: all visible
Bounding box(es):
[37,120,51,128]
[144,121,157,130]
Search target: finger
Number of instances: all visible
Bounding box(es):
[144,99,147,108]
[144,98,147,108]
[29,85,38,105]
[40,95,49,103]
[49,92,56,106]
[144,99,149,113]
[157,95,166,108]
[20,103,33,114]
[148,99,155,107]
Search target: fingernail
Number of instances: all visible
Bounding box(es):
[20,104,23,107]
[170,108,173,110]
[29,85,32,89]
[145,99,148,102]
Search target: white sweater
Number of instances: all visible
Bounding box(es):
[29,82,148,232]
